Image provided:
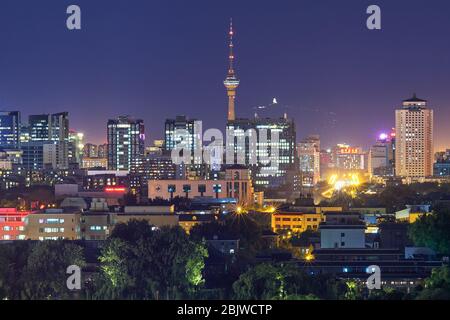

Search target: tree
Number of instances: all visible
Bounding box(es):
[0,241,33,299]
[21,241,86,300]
[190,214,263,254]
[409,207,450,255]
[415,266,450,300]
[232,263,345,300]
[232,263,285,300]
[94,220,208,299]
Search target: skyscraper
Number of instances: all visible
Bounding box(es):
[164,115,203,173]
[164,115,199,154]
[395,94,434,179]
[107,116,145,171]
[0,111,20,149]
[224,19,240,121]
[26,112,69,169]
[298,135,320,187]
[226,116,297,188]
[370,132,394,176]
[68,130,84,165]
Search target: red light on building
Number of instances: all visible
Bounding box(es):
[104,187,127,193]
[338,147,359,154]
[0,208,32,241]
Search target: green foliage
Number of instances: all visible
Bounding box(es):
[190,214,263,254]
[93,220,208,299]
[0,241,85,300]
[415,266,450,300]
[232,263,345,300]
[0,241,33,299]
[409,207,450,255]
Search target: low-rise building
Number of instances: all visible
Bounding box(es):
[148,167,254,204]
[0,208,31,240]
[319,212,366,249]
[271,211,323,233]
[178,214,218,234]
[24,209,82,240]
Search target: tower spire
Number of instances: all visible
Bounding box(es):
[228,18,235,75]
[224,18,240,121]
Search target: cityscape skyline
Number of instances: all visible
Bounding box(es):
[1,0,450,150]
[1,1,450,305]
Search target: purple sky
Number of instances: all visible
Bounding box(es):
[1,0,450,150]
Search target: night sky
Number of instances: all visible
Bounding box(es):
[1,0,450,150]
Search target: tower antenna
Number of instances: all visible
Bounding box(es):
[224,18,240,121]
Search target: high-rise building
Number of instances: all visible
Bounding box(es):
[164,116,198,152]
[298,135,320,187]
[395,94,434,178]
[370,133,394,176]
[224,19,240,121]
[21,142,57,171]
[27,113,69,169]
[0,111,21,149]
[226,116,297,188]
[164,115,203,171]
[333,144,368,172]
[107,116,145,171]
[68,130,84,165]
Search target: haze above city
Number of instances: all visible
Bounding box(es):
[1,0,450,150]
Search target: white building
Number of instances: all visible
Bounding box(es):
[320,212,366,249]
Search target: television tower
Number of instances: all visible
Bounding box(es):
[224,19,240,121]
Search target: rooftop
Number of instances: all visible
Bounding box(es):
[402,93,427,103]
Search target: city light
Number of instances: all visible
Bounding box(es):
[104,187,127,193]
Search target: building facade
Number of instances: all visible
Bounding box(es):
[395,95,434,178]
[0,111,21,149]
[107,116,145,171]
[298,135,320,187]
[27,112,70,169]
[226,116,297,188]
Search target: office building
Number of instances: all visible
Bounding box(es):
[28,112,70,169]
[0,111,21,149]
[107,116,145,171]
[226,116,297,188]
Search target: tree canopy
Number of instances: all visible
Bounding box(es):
[92,220,208,300]
[409,206,450,255]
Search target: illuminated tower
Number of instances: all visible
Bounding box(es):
[224,19,240,121]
